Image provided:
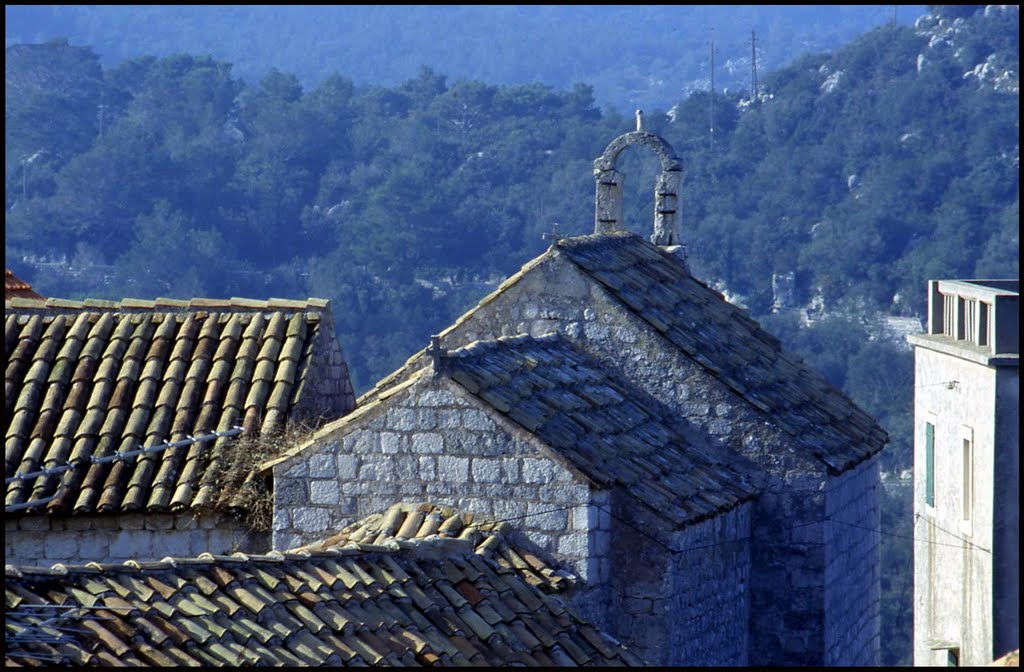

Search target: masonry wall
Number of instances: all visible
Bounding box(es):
[669,502,751,665]
[602,494,751,666]
[292,307,356,424]
[5,512,268,567]
[438,252,841,665]
[824,452,881,665]
[271,377,608,586]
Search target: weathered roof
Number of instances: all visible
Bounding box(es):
[554,232,887,472]
[5,297,351,516]
[297,502,576,593]
[4,540,643,666]
[443,334,758,527]
[5,269,43,301]
[354,233,885,473]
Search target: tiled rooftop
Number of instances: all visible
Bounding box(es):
[5,298,351,516]
[355,234,885,473]
[5,269,43,301]
[297,502,576,593]
[555,233,887,471]
[442,334,758,526]
[4,536,643,666]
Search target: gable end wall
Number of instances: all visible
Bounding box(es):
[271,376,609,594]
[438,251,880,665]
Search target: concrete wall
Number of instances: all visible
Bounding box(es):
[913,345,998,666]
[824,452,881,665]
[439,251,856,665]
[993,366,1019,659]
[4,512,268,567]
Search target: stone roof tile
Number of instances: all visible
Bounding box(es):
[554,232,887,472]
[443,334,759,527]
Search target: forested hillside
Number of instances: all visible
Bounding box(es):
[5,6,1018,665]
[5,5,922,112]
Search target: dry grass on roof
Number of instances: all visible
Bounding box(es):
[203,422,320,532]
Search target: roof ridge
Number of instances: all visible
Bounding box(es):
[555,233,887,472]
[4,536,487,578]
[5,296,333,313]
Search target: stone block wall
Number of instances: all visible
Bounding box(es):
[607,494,751,666]
[824,453,881,665]
[5,512,268,567]
[668,503,752,665]
[293,306,356,425]
[439,252,838,664]
[271,377,608,587]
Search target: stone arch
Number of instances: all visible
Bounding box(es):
[593,131,684,246]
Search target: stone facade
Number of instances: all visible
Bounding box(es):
[273,377,600,580]
[271,368,753,667]
[426,250,871,665]
[291,304,356,424]
[4,512,268,567]
[264,129,885,666]
[824,453,882,665]
[607,494,752,666]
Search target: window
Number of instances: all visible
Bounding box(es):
[963,438,973,520]
[947,648,960,667]
[925,422,935,507]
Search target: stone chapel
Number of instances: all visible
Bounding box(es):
[260,127,888,666]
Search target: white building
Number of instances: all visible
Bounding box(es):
[909,279,1019,666]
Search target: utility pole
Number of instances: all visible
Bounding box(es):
[709,32,715,153]
[751,30,759,102]
[98,88,107,137]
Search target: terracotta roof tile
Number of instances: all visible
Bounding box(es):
[5,299,353,517]
[300,503,577,593]
[5,269,44,301]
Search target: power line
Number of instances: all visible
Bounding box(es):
[466,491,991,559]
[5,427,243,485]
[913,513,991,554]
[5,427,243,513]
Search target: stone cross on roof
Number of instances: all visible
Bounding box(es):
[542,222,563,246]
[427,335,447,377]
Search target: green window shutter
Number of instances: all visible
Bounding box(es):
[925,422,935,507]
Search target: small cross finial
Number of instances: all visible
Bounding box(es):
[427,335,445,375]
[635,109,644,132]
[542,223,562,246]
